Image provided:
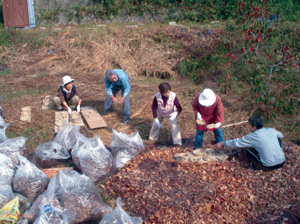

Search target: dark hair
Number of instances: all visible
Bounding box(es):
[248,115,263,130]
[159,83,171,94]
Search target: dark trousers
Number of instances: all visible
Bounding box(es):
[103,87,131,121]
[246,148,285,171]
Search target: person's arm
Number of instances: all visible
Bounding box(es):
[120,72,131,97]
[104,77,113,96]
[174,97,182,115]
[223,133,253,149]
[191,93,201,119]
[75,88,82,106]
[152,96,158,118]
[275,129,283,139]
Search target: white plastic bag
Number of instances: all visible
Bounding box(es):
[0,116,7,129]
[0,152,15,184]
[32,142,70,168]
[111,130,145,168]
[0,175,14,209]
[0,137,29,164]
[13,156,50,199]
[55,169,112,223]
[99,198,143,224]
[53,121,80,152]
[0,120,8,143]
[72,134,116,182]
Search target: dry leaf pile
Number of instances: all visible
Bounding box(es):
[106,142,300,223]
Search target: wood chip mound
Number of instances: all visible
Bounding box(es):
[106,143,300,223]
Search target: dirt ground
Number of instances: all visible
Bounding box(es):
[0,23,299,223]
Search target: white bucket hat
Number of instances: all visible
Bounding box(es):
[62,75,74,86]
[198,88,216,106]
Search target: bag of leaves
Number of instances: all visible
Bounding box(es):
[55,169,112,223]
[99,197,143,224]
[31,142,70,168]
[0,152,15,184]
[110,130,145,168]
[0,116,7,129]
[0,137,29,165]
[23,175,61,223]
[33,204,75,224]
[53,121,80,153]
[0,175,14,209]
[72,134,117,182]
[13,156,50,199]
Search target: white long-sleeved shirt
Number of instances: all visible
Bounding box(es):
[223,128,285,167]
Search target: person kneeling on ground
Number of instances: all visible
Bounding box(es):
[149,82,182,147]
[53,75,82,115]
[102,69,131,125]
[191,88,224,149]
[214,115,285,171]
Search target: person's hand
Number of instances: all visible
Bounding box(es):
[154,118,161,128]
[214,142,223,150]
[119,97,125,104]
[110,95,117,103]
[169,112,178,121]
[197,112,202,120]
[77,105,81,114]
[67,107,72,115]
[215,122,221,128]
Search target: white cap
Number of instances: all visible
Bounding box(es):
[62,75,74,86]
[198,88,216,106]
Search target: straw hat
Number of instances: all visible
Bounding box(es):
[62,76,74,86]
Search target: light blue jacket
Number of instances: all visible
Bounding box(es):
[105,69,131,97]
[223,128,285,167]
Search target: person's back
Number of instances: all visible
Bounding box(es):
[247,127,284,167]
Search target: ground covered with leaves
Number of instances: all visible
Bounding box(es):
[104,142,300,223]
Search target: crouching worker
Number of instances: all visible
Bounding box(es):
[214,115,285,171]
[149,83,182,147]
[191,88,224,149]
[53,75,82,115]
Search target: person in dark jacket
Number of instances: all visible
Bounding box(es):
[53,75,82,114]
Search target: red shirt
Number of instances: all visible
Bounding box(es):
[191,93,224,132]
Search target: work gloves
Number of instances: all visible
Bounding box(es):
[154,118,162,128]
[169,112,178,121]
[77,105,81,114]
[215,122,221,128]
[197,112,202,120]
[67,107,72,115]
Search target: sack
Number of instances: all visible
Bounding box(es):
[0,197,21,224]
[13,156,50,199]
[0,176,14,209]
[0,137,29,165]
[53,121,80,153]
[32,142,70,168]
[0,116,7,129]
[72,134,116,182]
[111,130,145,168]
[55,169,112,223]
[33,204,75,224]
[0,152,15,184]
[23,175,60,223]
[99,198,143,224]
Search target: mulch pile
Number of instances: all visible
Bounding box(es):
[106,142,300,223]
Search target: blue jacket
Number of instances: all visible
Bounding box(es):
[105,69,131,97]
[223,128,285,167]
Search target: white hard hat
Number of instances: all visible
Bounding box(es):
[198,88,216,106]
[62,75,74,86]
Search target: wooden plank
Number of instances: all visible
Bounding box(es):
[81,106,107,129]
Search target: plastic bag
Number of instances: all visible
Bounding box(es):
[0,197,21,224]
[110,130,145,168]
[99,198,143,224]
[0,152,15,184]
[72,134,116,182]
[0,137,29,165]
[0,120,8,143]
[33,204,75,224]
[55,169,112,223]
[13,156,50,199]
[31,142,70,168]
[0,176,14,209]
[53,121,80,152]
[23,175,61,223]
[0,116,7,129]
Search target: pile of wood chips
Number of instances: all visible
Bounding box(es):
[106,142,300,223]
